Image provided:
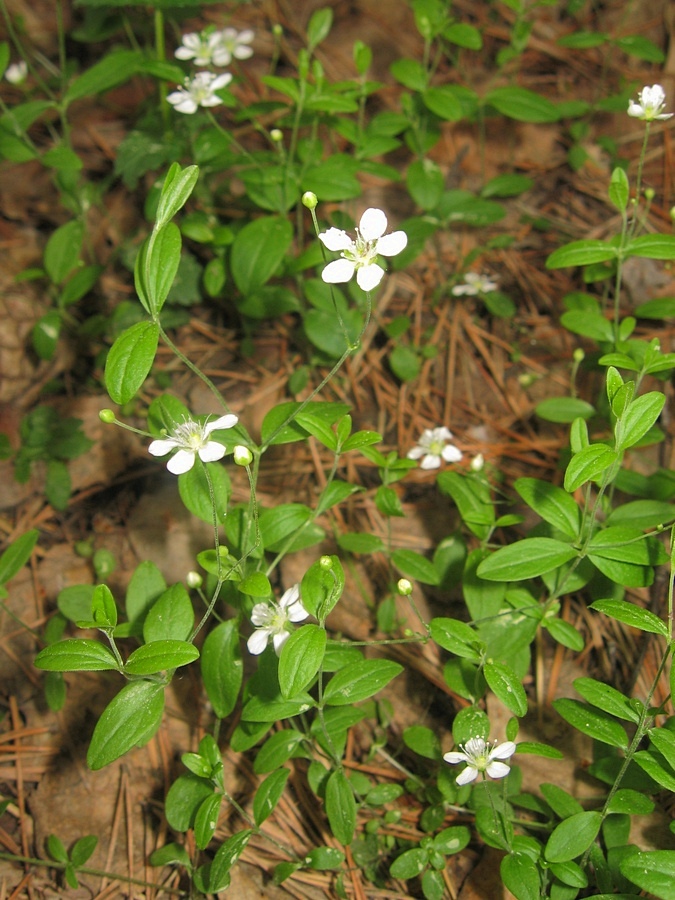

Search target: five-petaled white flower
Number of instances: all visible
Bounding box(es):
[247,585,309,656]
[215,27,255,65]
[5,61,27,84]
[148,414,238,474]
[167,71,233,114]
[319,208,407,292]
[407,427,462,470]
[175,30,227,67]
[452,272,498,297]
[627,84,673,122]
[444,737,517,785]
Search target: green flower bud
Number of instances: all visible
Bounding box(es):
[233,445,253,466]
[302,191,318,210]
[573,347,585,363]
[397,578,412,595]
[320,555,333,570]
[99,408,116,424]
[186,571,203,589]
[270,128,283,142]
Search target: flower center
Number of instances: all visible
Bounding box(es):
[345,230,377,267]
[428,439,445,455]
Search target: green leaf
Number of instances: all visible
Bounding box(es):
[307,7,333,50]
[501,852,541,900]
[32,312,61,361]
[302,155,361,201]
[485,87,559,123]
[206,830,252,891]
[325,769,356,844]
[165,773,213,832]
[589,598,668,637]
[390,848,427,879]
[477,538,577,582]
[430,617,481,660]
[323,659,403,706]
[44,220,83,285]
[300,556,345,621]
[391,548,440,585]
[125,561,166,631]
[620,850,675,899]
[0,529,38,585]
[149,842,191,869]
[231,216,293,295]
[201,620,242,719]
[178,460,231,526]
[63,50,141,105]
[564,444,618,492]
[137,222,182,318]
[261,401,350,447]
[87,680,164,769]
[545,811,602,863]
[338,532,384,554]
[124,640,199,675]
[253,768,290,826]
[278,625,326,699]
[553,698,628,748]
[254,729,306,774]
[606,788,654,815]
[259,503,313,551]
[515,478,580,538]
[403,725,442,760]
[437,470,494,539]
[422,85,464,121]
[608,167,629,212]
[546,240,618,268]
[105,321,159,405]
[625,234,675,260]
[607,499,675,529]
[587,527,667,566]
[155,163,200,228]
[390,57,428,91]
[194,793,222,850]
[242,693,315,722]
[484,661,528,716]
[573,677,640,723]
[34,639,120,672]
[143,584,193,642]
[481,174,533,198]
[616,391,665,451]
[92,583,117,629]
[305,846,345,870]
[543,616,584,651]
[560,310,614,343]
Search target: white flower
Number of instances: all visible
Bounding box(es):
[214,27,255,66]
[319,208,407,292]
[175,30,226,67]
[451,272,498,296]
[167,72,233,114]
[470,453,485,472]
[627,84,673,122]
[5,61,27,84]
[148,413,238,475]
[407,427,462,470]
[444,737,516,786]
[247,585,309,656]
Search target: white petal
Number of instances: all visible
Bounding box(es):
[435,427,453,440]
[279,584,300,609]
[407,446,425,460]
[237,29,255,43]
[359,208,387,241]
[170,96,198,114]
[420,454,441,470]
[212,48,232,66]
[204,414,238,436]
[443,751,469,765]
[485,760,511,779]
[322,258,355,284]
[175,46,196,60]
[376,230,407,257]
[148,438,178,457]
[627,100,643,118]
[356,263,385,291]
[456,766,478,785]
[273,630,290,656]
[247,628,271,655]
[286,600,310,623]
[198,442,226,463]
[200,95,224,109]
[490,740,517,760]
[233,46,254,60]
[212,73,233,90]
[319,228,353,252]
[251,603,274,627]
[167,449,196,474]
[451,284,475,296]
[442,445,463,463]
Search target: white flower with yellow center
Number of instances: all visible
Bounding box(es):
[444,737,516,785]
[452,272,498,297]
[148,414,238,474]
[247,585,309,656]
[215,27,255,65]
[319,208,407,292]
[627,84,673,122]
[407,427,462,470]
[5,61,27,84]
[167,72,233,114]
[175,30,226,67]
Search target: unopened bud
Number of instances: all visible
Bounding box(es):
[644,187,655,201]
[470,453,484,472]
[233,445,253,466]
[270,128,283,142]
[186,571,202,589]
[573,348,585,363]
[99,408,116,424]
[272,24,283,37]
[302,191,318,210]
[397,578,412,595]
[320,555,333,570]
